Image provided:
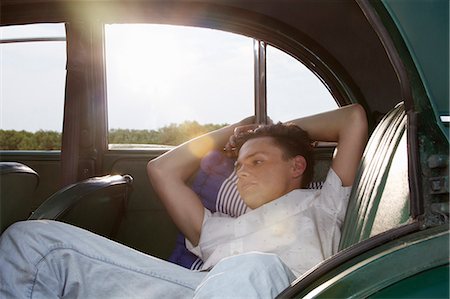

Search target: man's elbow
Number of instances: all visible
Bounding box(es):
[349,103,367,122]
[147,159,165,184]
[349,103,368,140]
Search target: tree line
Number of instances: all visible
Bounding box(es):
[0,121,227,150]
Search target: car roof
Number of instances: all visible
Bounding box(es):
[383,0,449,139]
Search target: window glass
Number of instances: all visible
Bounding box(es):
[105,24,254,147]
[266,45,337,122]
[0,24,66,150]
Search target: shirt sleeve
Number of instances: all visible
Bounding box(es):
[185,208,212,259]
[315,168,352,256]
[317,167,352,222]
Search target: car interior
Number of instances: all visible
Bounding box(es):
[1,1,448,296]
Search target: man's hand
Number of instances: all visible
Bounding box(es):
[224,124,260,156]
[224,116,270,156]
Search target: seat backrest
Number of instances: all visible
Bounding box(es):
[339,102,411,250]
[0,162,39,233]
[29,174,133,239]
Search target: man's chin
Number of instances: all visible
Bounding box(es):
[241,195,253,208]
[242,196,262,210]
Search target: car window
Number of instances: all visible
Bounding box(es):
[266,45,337,122]
[0,23,66,150]
[105,24,253,148]
[105,24,337,148]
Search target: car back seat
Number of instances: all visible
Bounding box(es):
[0,162,39,233]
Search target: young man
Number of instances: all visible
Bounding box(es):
[148,104,367,277]
[0,104,366,298]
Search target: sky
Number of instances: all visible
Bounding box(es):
[0,23,337,133]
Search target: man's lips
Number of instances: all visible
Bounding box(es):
[239,181,257,191]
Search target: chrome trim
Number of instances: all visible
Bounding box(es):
[0,37,65,43]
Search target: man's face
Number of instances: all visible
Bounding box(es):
[235,136,300,209]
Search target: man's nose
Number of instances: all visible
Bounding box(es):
[236,165,249,178]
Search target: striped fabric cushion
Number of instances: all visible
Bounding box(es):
[216,169,249,217]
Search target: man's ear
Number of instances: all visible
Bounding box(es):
[291,155,307,179]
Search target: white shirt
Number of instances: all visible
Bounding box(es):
[187,168,351,277]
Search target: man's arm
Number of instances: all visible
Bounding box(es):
[147,117,254,246]
[289,104,368,186]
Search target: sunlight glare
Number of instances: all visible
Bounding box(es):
[105,23,254,131]
[188,135,215,158]
[106,24,188,99]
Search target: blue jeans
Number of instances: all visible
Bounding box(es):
[0,221,295,298]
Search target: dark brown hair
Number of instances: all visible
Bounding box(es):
[234,123,314,188]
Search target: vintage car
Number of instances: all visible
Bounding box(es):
[0,0,448,297]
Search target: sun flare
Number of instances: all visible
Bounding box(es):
[105,24,187,97]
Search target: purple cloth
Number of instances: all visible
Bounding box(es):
[191,150,235,212]
[168,150,235,268]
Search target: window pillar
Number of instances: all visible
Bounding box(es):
[253,39,267,124]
